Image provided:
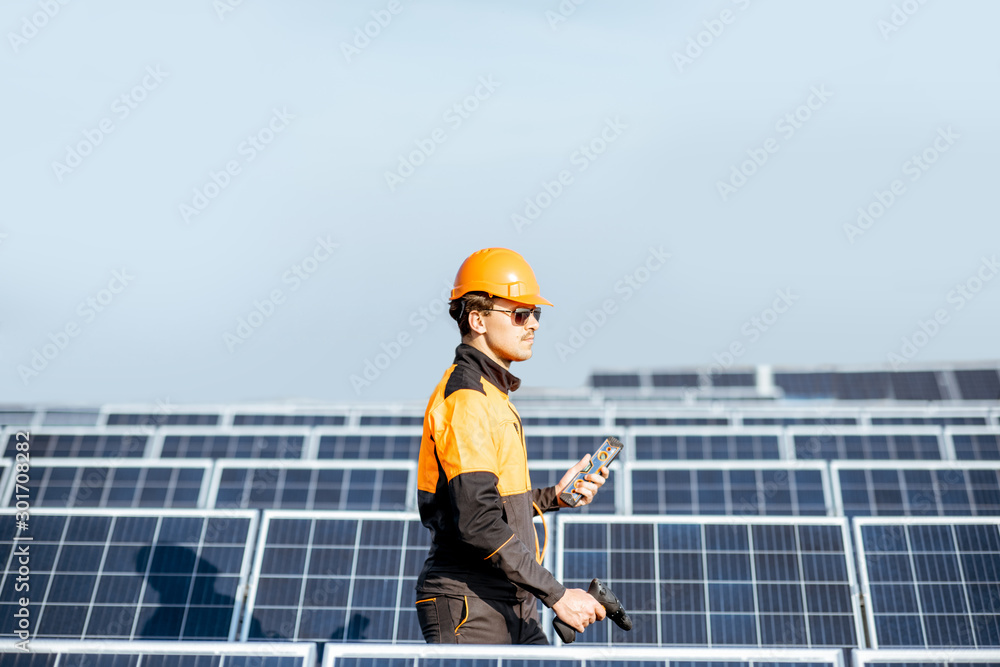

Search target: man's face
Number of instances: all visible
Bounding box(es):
[478,297,540,364]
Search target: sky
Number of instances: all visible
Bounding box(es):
[3,0,999,406]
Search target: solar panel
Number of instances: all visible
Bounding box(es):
[947,429,1000,461]
[743,417,858,426]
[1,458,212,508]
[652,372,700,388]
[790,428,942,461]
[556,515,861,648]
[2,428,152,458]
[855,517,1000,648]
[832,462,1000,517]
[775,372,835,399]
[244,510,429,643]
[629,462,830,516]
[871,416,988,427]
[107,412,220,426]
[529,463,618,514]
[320,645,846,667]
[853,648,1000,667]
[834,373,892,400]
[156,428,309,459]
[591,373,642,388]
[315,429,421,460]
[890,372,944,401]
[953,369,1000,400]
[42,409,101,426]
[359,415,424,426]
[617,417,731,426]
[632,429,784,460]
[0,508,257,640]
[0,640,317,667]
[209,461,415,511]
[523,416,603,426]
[526,429,621,461]
[0,410,36,427]
[233,413,347,426]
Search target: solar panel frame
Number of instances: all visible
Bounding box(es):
[630,426,788,460]
[242,510,430,644]
[945,427,1000,461]
[625,460,832,516]
[852,648,1000,667]
[0,457,213,509]
[831,461,1000,517]
[555,514,864,649]
[151,426,314,459]
[0,639,318,665]
[854,516,1000,649]
[786,426,944,461]
[207,459,417,511]
[321,644,846,667]
[0,507,259,641]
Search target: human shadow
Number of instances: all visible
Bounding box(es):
[135,544,263,639]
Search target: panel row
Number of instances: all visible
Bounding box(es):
[5,426,1000,461]
[2,510,996,649]
[3,404,998,430]
[3,642,999,667]
[4,459,999,518]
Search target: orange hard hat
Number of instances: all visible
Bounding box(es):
[451,248,553,306]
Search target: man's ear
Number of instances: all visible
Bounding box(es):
[468,310,488,335]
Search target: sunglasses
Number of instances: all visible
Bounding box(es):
[484,307,542,326]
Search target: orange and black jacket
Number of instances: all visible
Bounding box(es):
[415,343,566,607]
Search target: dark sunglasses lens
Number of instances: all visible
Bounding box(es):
[513,308,541,325]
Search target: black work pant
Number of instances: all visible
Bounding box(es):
[416,593,548,644]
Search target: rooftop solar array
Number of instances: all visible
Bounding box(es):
[629,462,830,516]
[855,518,1000,649]
[1,458,212,508]
[556,516,862,648]
[0,509,257,641]
[832,462,1000,517]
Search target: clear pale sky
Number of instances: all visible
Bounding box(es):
[3,0,998,405]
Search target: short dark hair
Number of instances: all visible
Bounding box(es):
[449,291,494,338]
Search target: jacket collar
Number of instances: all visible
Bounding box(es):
[454,343,521,394]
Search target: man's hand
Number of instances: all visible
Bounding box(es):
[556,454,609,508]
[552,587,607,633]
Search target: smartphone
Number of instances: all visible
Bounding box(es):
[558,436,623,507]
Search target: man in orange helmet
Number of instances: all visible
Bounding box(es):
[415,247,608,644]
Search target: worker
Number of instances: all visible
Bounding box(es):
[415,247,608,644]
